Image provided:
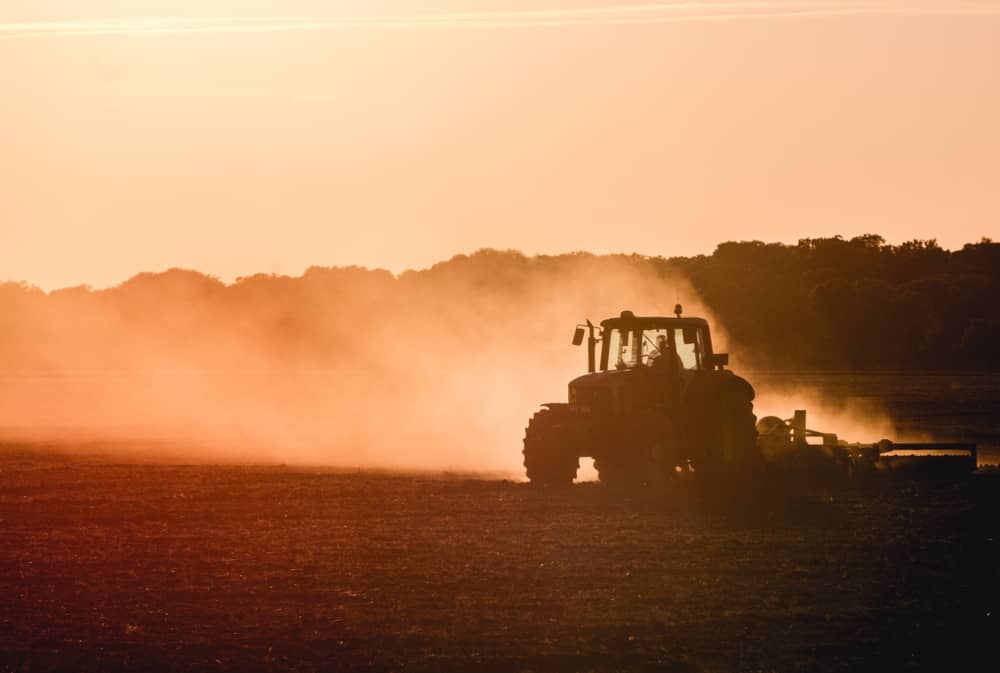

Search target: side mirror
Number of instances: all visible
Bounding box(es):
[572,327,585,346]
[682,327,697,344]
[710,353,729,369]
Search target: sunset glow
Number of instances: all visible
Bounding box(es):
[3,7,999,671]
[3,0,999,290]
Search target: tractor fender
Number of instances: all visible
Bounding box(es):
[538,402,597,459]
[680,370,758,467]
[682,370,756,411]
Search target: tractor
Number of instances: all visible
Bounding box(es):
[522,307,979,486]
[522,306,760,486]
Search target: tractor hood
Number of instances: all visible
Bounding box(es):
[567,368,636,409]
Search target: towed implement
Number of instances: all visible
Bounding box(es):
[522,308,978,486]
[757,410,978,478]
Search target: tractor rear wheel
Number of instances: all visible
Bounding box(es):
[523,408,580,486]
[594,455,646,489]
[596,417,679,489]
[699,387,760,479]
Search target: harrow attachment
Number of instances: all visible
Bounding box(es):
[756,410,978,478]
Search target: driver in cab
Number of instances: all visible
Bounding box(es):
[650,334,683,372]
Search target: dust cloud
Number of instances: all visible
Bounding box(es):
[0,251,903,474]
[0,252,709,473]
[751,379,924,445]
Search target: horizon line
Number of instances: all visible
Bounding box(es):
[4,235,993,294]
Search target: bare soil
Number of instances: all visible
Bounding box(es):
[2,449,998,673]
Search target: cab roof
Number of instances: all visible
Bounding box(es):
[599,310,709,331]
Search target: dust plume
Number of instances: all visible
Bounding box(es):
[750,373,929,444]
[0,251,722,473]
[2,250,934,474]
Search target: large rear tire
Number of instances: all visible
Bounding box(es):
[596,415,679,489]
[699,386,760,480]
[523,408,580,486]
[594,455,646,489]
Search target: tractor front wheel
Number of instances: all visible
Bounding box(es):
[523,408,580,486]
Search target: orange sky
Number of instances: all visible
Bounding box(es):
[3,1,999,290]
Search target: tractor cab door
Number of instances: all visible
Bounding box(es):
[643,326,708,409]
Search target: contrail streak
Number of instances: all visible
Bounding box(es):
[1,2,998,41]
[0,4,868,31]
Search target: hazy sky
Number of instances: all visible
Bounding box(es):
[3,1,999,289]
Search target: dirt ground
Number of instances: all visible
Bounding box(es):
[3,373,999,672]
[1,449,998,673]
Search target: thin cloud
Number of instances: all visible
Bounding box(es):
[2,2,999,41]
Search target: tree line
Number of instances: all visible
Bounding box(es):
[667,235,999,371]
[1,235,998,373]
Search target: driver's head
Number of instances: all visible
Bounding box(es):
[656,334,668,351]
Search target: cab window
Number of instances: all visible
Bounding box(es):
[602,325,706,371]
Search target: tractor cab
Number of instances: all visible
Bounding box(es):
[573,308,729,374]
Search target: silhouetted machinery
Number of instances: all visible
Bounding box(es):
[756,410,978,479]
[522,308,978,486]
